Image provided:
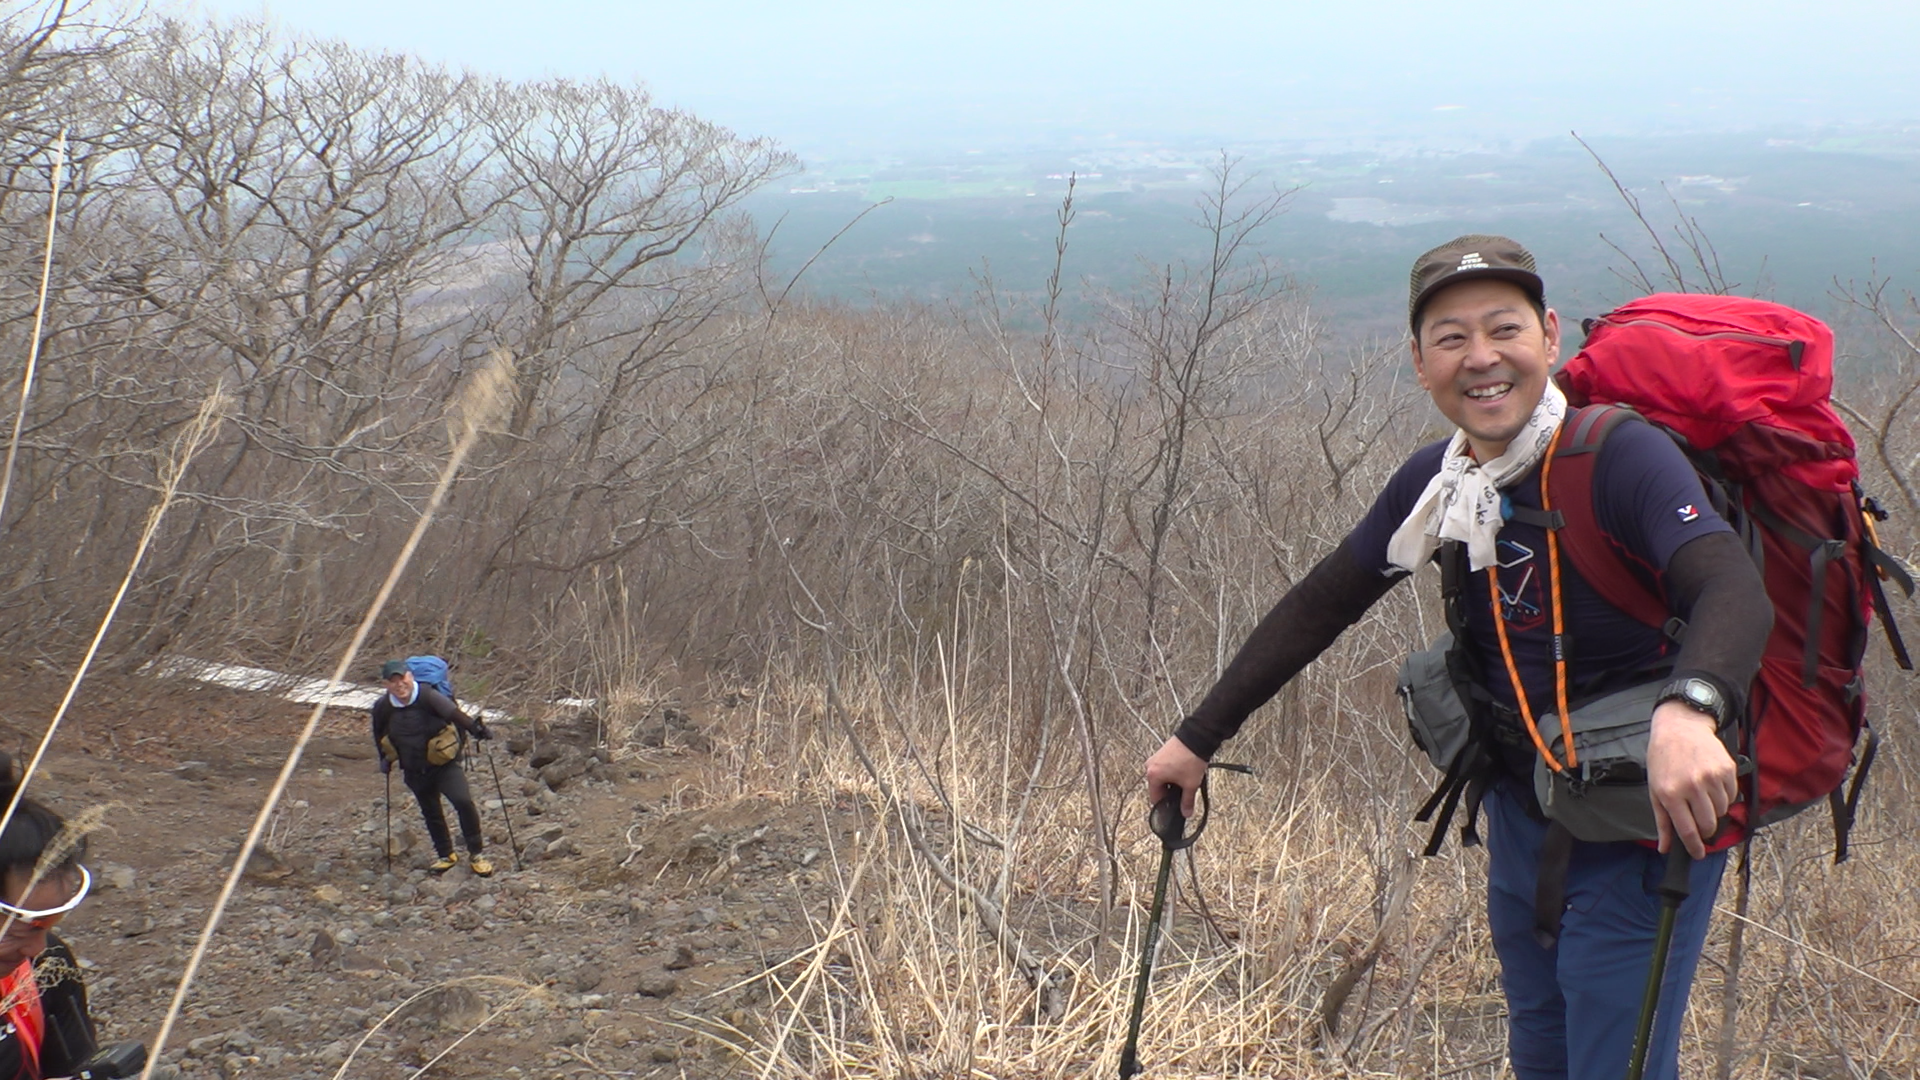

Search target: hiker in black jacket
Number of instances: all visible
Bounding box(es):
[370,659,495,877]
[0,753,100,1079]
[1145,236,1773,1080]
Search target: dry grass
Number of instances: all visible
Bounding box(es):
[3,13,1917,1077]
[658,632,1920,1080]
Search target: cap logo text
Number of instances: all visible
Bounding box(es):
[1456,252,1487,271]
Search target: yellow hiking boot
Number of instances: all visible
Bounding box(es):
[469,855,495,878]
[429,852,463,873]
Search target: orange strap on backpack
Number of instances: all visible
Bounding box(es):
[1487,423,1577,774]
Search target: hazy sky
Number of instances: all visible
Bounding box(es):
[180,0,1920,156]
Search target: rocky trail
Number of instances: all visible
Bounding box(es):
[8,664,860,1079]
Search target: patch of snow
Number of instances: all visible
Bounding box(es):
[143,656,524,722]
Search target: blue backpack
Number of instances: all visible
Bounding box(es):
[406,655,456,703]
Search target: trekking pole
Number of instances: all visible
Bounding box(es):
[1625,843,1696,1080]
[383,767,392,875]
[1119,762,1251,1080]
[481,740,523,871]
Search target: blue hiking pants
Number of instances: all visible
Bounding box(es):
[1484,783,1727,1080]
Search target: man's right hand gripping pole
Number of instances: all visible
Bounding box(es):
[1145,736,1209,820]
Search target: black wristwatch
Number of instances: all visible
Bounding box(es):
[1655,676,1729,727]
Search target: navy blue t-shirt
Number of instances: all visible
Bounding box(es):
[1349,419,1733,772]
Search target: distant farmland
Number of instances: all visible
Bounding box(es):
[751,128,1920,339]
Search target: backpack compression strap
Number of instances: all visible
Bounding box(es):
[1860,489,1916,671]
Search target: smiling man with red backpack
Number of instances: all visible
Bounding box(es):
[1144,235,1909,1079]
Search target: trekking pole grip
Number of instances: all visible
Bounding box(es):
[1150,762,1251,852]
[1660,818,1724,905]
[1659,842,1693,903]
[1149,787,1187,848]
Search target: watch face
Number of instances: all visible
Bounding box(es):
[1681,679,1722,709]
[1664,677,1725,720]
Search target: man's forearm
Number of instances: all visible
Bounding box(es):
[1174,542,1401,758]
[1663,530,1774,713]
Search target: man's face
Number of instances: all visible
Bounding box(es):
[385,670,415,697]
[0,868,83,970]
[1410,278,1560,460]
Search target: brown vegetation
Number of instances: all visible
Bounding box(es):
[3,2,1918,1076]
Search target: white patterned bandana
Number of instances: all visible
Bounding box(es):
[1386,382,1567,573]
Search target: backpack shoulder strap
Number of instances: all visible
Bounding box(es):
[1548,404,1671,631]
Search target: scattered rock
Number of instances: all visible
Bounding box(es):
[635,707,713,752]
[539,756,589,791]
[242,845,292,882]
[636,971,679,998]
[397,985,489,1030]
[338,947,386,973]
[20,677,871,1078]
[98,862,138,890]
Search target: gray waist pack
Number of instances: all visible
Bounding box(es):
[1400,634,1664,845]
[1532,681,1666,843]
[1396,633,1472,771]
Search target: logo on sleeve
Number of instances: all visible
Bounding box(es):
[1676,504,1701,523]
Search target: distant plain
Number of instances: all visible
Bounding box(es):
[750,126,1920,342]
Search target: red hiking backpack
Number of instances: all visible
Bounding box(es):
[1552,293,1914,855]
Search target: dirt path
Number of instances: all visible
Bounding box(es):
[8,667,856,1079]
